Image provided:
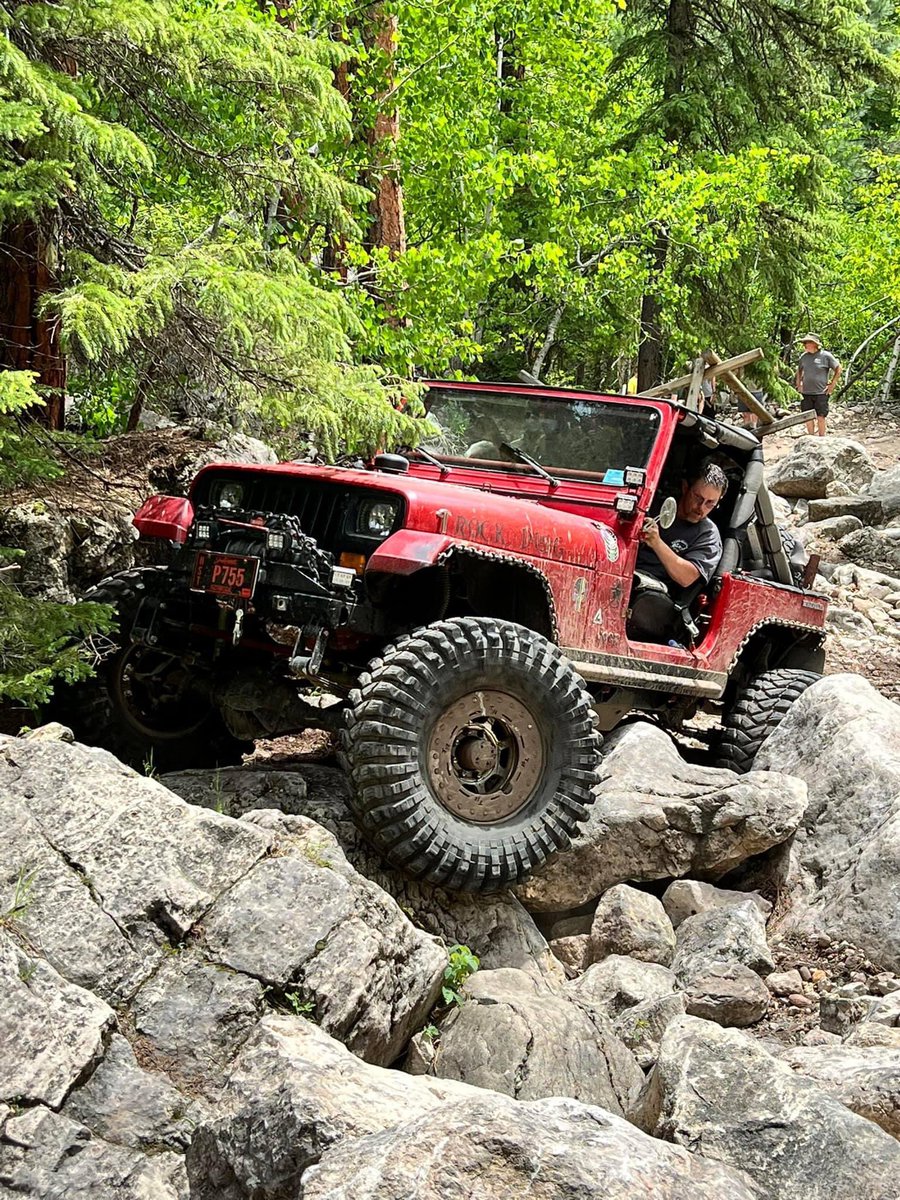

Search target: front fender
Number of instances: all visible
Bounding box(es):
[366,530,454,576]
[133,495,194,543]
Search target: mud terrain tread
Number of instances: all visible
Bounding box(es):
[341,616,600,892]
[715,668,821,773]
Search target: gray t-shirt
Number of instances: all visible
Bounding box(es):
[636,517,722,588]
[798,349,839,395]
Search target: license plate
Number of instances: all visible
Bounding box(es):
[191,552,259,600]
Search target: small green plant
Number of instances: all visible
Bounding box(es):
[1,865,38,929]
[284,990,316,1018]
[441,943,480,1007]
[142,750,158,779]
[420,1023,440,1042]
[210,769,228,815]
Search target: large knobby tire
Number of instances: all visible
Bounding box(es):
[715,668,822,773]
[50,568,249,772]
[341,617,601,892]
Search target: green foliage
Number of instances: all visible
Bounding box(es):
[0,588,115,706]
[0,370,115,706]
[441,943,480,1007]
[1,0,418,454]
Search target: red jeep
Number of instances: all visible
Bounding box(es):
[60,381,827,891]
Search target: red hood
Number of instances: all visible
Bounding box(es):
[191,461,616,568]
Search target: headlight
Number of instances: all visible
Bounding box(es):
[358,500,398,538]
[216,481,244,510]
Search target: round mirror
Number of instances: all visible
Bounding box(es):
[658,496,678,529]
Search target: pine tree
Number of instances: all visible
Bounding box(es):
[0,0,424,449]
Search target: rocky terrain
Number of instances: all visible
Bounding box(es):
[4,667,900,1199]
[765,405,900,701]
[3,409,900,1197]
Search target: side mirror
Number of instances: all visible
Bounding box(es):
[658,496,678,529]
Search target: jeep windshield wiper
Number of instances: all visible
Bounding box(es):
[410,446,451,475]
[500,443,559,488]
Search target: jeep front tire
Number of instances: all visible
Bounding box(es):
[341,617,600,892]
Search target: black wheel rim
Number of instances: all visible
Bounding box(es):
[111,644,211,741]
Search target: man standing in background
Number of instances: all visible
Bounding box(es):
[795,333,841,436]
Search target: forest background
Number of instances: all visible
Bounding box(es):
[0,0,899,700]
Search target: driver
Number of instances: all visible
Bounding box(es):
[628,462,728,644]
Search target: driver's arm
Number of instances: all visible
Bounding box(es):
[640,523,701,589]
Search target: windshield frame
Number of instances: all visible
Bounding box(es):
[418,383,663,483]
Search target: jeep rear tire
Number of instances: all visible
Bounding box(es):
[341,617,600,892]
[51,568,250,772]
[715,668,822,773]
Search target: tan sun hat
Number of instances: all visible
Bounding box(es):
[800,332,823,348]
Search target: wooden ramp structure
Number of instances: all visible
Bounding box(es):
[638,348,812,436]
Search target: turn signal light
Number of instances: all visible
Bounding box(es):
[339,552,367,574]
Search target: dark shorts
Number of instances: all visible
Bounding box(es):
[801,393,829,417]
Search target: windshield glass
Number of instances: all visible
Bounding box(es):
[420,387,660,479]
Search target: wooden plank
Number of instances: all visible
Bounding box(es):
[703,349,774,424]
[755,410,814,436]
[636,348,765,398]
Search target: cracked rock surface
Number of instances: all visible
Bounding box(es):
[408,966,644,1116]
[0,734,445,1197]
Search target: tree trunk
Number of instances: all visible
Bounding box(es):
[0,220,66,427]
[636,0,693,391]
[878,334,900,407]
[637,232,668,391]
[362,5,406,258]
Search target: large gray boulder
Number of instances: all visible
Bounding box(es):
[868,464,900,500]
[567,954,677,1016]
[838,527,900,574]
[203,810,445,1065]
[0,1106,187,1200]
[186,1015,476,1200]
[165,763,565,986]
[61,1034,200,1151]
[670,903,772,1028]
[768,436,876,500]
[0,737,270,1003]
[614,993,687,1069]
[807,495,884,525]
[0,933,114,1109]
[0,498,137,601]
[756,675,900,972]
[127,950,265,1085]
[516,723,806,911]
[590,883,676,966]
[0,737,444,1070]
[662,879,771,929]
[641,1016,900,1199]
[300,1093,761,1200]
[417,967,643,1115]
[776,1043,900,1138]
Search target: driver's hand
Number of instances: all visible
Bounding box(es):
[641,519,662,552]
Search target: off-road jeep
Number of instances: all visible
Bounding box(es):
[59,381,828,892]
